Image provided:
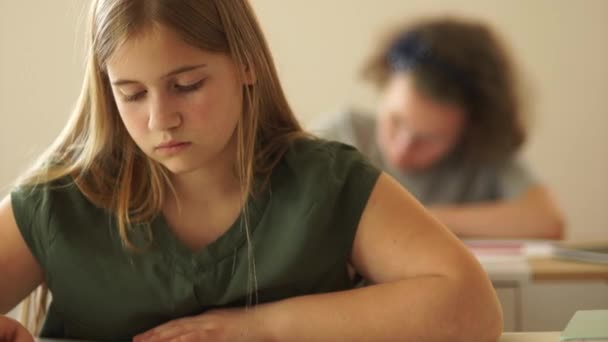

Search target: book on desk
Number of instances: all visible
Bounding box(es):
[464,239,608,265]
[463,239,554,259]
[553,242,608,265]
[561,310,608,341]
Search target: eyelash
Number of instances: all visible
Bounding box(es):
[123,92,146,102]
[175,79,205,93]
[122,79,206,102]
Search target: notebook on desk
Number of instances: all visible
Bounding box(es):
[463,239,555,257]
[561,310,608,341]
[462,239,555,283]
[464,239,608,264]
[553,241,608,265]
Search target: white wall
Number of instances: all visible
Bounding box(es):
[1,1,607,241]
[0,1,87,192]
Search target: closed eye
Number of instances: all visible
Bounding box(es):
[174,79,205,93]
[123,90,147,102]
[118,79,205,103]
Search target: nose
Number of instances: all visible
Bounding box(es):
[148,93,181,131]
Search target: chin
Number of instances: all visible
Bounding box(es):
[159,160,202,175]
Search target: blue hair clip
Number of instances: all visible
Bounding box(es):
[387,31,471,90]
[387,32,433,71]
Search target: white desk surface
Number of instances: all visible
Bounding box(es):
[499,332,561,342]
[37,332,562,341]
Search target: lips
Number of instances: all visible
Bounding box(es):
[156,141,188,149]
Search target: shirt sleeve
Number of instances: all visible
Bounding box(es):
[323,142,382,252]
[10,184,54,270]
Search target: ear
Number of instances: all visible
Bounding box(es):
[241,63,256,85]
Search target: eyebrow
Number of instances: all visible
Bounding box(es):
[111,64,207,86]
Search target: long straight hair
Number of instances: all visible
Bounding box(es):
[19,0,306,334]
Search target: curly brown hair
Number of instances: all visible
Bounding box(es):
[363,16,526,163]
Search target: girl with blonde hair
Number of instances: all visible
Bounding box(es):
[0,1,501,340]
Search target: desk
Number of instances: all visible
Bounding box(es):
[480,255,608,331]
[468,239,608,283]
[37,333,562,342]
[499,332,560,342]
[530,257,608,281]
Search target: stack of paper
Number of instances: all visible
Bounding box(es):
[553,242,608,264]
[463,240,553,283]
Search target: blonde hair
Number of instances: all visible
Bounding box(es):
[19,0,305,334]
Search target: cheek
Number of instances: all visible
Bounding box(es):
[116,104,149,142]
[377,117,394,147]
[418,144,451,165]
[188,83,242,131]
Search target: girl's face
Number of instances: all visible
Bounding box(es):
[106,24,249,175]
[376,72,467,172]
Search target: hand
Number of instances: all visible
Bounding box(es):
[0,316,34,342]
[133,308,272,342]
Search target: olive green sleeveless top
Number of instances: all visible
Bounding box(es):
[11,139,380,340]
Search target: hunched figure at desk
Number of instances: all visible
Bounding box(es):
[0,0,502,341]
[315,17,564,240]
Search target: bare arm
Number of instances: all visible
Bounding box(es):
[256,173,503,341]
[0,195,44,314]
[430,185,564,239]
[136,173,502,341]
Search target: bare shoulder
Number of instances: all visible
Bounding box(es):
[351,172,483,283]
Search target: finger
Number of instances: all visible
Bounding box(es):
[134,317,187,341]
[14,329,35,342]
[169,331,207,342]
[135,322,199,342]
[0,316,34,342]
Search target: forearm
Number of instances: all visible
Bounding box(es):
[256,275,502,342]
[431,201,563,239]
